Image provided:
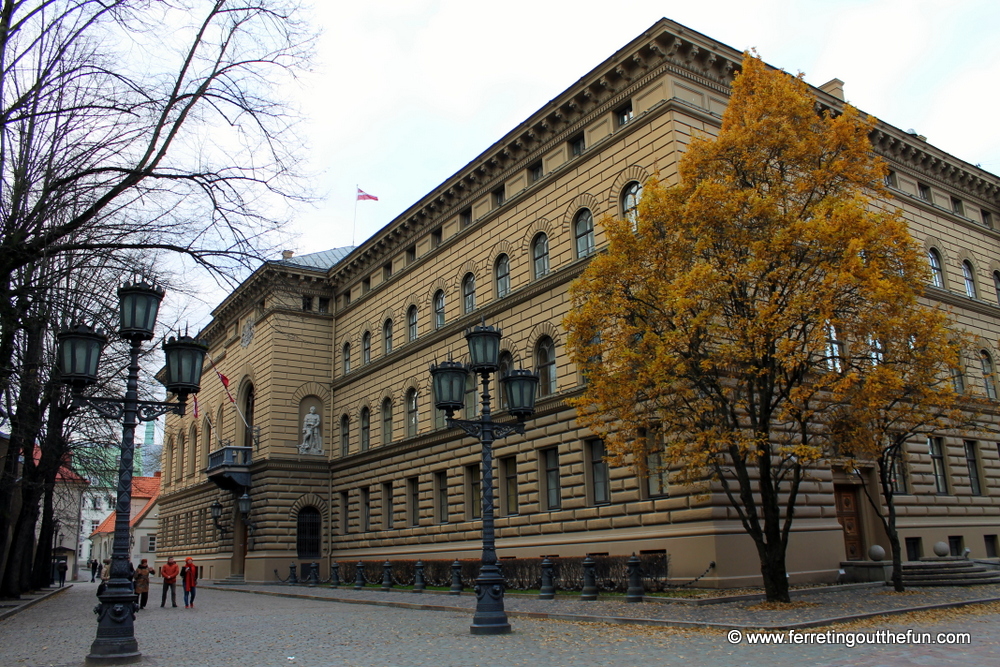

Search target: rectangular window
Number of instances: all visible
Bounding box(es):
[917,182,932,201]
[569,134,585,156]
[949,535,964,557]
[466,464,481,520]
[985,535,998,558]
[928,436,949,494]
[643,429,670,498]
[302,295,313,311]
[460,208,472,227]
[361,487,371,532]
[430,227,442,249]
[318,297,330,313]
[964,440,982,496]
[434,471,448,523]
[983,209,994,229]
[147,535,157,552]
[383,262,393,281]
[528,161,543,183]
[891,448,908,495]
[616,100,634,127]
[493,186,505,208]
[884,170,898,188]
[381,482,393,530]
[500,456,518,516]
[343,291,351,306]
[951,196,965,216]
[406,245,416,265]
[407,477,419,527]
[905,537,923,561]
[588,440,610,505]
[339,491,349,535]
[542,448,561,510]
[362,277,371,294]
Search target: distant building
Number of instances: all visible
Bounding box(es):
[90,473,160,567]
[158,18,1000,585]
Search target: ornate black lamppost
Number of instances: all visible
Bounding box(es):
[430,323,538,635]
[57,281,207,664]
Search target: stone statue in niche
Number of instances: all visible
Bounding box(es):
[299,406,323,454]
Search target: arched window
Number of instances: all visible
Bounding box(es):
[962,260,977,298]
[406,389,419,437]
[340,415,350,456]
[383,319,393,355]
[532,233,549,279]
[497,352,513,410]
[465,372,479,418]
[495,254,510,299]
[574,209,595,258]
[980,351,997,400]
[174,432,184,480]
[462,273,476,314]
[360,407,370,451]
[243,384,255,449]
[296,507,321,558]
[342,343,351,375]
[381,398,393,445]
[928,249,944,288]
[187,424,197,477]
[536,336,556,397]
[362,332,371,364]
[407,305,418,342]
[993,271,1000,305]
[621,181,642,229]
[203,418,213,466]
[433,290,445,329]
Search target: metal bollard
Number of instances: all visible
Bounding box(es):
[625,554,644,603]
[309,562,320,587]
[354,561,365,590]
[330,562,340,588]
[288,562,298,585]
[581,556,598,601]
[413,561,425,593]
[449,559,463,595]
[382,560,393,591]
[539,558,555,600]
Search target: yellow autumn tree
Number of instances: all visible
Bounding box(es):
[565,53,958,602]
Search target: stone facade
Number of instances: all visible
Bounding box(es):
[157,18,1000,586]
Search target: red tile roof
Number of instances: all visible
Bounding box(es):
[90,475,161,537]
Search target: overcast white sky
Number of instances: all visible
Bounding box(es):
[280,0,999,259]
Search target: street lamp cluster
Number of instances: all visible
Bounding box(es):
[57,281,207,665]
[431,322,538,635]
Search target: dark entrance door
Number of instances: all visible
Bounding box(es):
[834,484,864,560]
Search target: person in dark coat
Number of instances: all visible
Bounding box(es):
[90,559,99,582]
[56,561,68,587]
[133,559,151,610]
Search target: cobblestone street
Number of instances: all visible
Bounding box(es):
[2,580,1000,667]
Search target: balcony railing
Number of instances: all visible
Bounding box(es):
[207,445,253,471]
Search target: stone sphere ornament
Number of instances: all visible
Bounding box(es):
[933,541,950,557]
[868,545,885,561]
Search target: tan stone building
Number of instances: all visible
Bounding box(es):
[157,18,1000,586]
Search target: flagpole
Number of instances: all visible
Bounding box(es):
[353,185,359,246]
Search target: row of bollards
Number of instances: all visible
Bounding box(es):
[280,553,648,602]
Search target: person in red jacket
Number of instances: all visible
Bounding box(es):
[181,557,198,608]
[160,556,179,608]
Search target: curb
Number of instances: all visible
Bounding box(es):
[0,584,73,623]
[201,584,1000,631]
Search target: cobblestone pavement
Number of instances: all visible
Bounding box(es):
[2,579,999,667]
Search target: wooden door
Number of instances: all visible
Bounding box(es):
[834,485,863,560]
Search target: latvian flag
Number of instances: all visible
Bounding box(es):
[356,188,378,201]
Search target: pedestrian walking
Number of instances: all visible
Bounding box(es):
[97,559,111,596]
[160,556,179,608]
[90,558,99,582]
[133,559,151,610]
[56,561,67,587]
[181,557,198,608]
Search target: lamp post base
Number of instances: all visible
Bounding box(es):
[470,565,511,635]
[86,589,141,665]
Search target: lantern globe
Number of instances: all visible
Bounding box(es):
[465,324,501,373]
[431,360,468,413]
[162,335,208,399]
[118,281,165,341]
[238,492,252,516]
[56,324,108,388]
[210,500,223,520]
[501,369,539,420]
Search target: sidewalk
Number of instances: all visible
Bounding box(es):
[204,580,1000,630]
[0,583,72,622]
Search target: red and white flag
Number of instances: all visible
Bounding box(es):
[192,395,200,418]
[356,188,378,201]
[217,371,235,403]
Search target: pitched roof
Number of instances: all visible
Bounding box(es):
[90,474,161,537]
[269,246,355,271]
